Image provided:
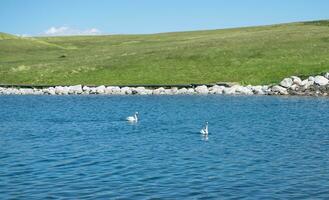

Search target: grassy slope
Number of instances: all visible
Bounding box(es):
[1,20,329,85]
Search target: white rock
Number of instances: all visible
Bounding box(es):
[152,90,159,95]
[280,78,293,88]
[82,86,90,94]
[89,87,97,94]
[96,85,106,94]
[314,76,329,86]
[171,87,178,94]
[3,88,11,95]
[104,86,113,94]
[121,87,132,95]
[63,87,69,95]
[48,87,56,95]
[130,87,137,95]
[82,86,91,93]
[145,89,153,95]
[55,86,63,94]
[325,72,329,79]
[163,89,173,95]
[114,87,122,94]
[11,88,21,95]
[303,81,314,89]
[33,89,43,95]
[223,87,236,95]
[104,86,121,94]
[252,86,264,95]
[41,88,48,94]
[134,87,147,95]
[300,79,308,86]
[291,76,302,85]
[130,87,150,95]
[195,85,209,94]
[235,86,253,95]
[308,76,315,81]
[3,88,12,95]
[271,85,288,95]
[290,84,299,91]
[55,86,69,95]
[262,85,269,91]
[153,87,165,95]
[69,85,83,94]
[209,85,224,94]
[177,88,188,95]
[187,88,195,95]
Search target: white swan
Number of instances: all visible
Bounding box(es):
[200,121,208,135]
[127,112,138,122]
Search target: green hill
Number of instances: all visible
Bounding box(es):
[0,32,20,40]
[1,20,329,85]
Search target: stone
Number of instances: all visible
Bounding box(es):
[89,87,97,94]
[55,86,69,95]
[171,87,179,95]
[130,88,138,95]
[111,87,121,95]
[290,84,299,91]
[308,76,315,81]
[314,76,329,86]
[96,85,106,94]
[187,88,195,95]
[177,88,188,95]
[104,86,113,94]
[291,76,302,85]
[271,85,288,95]
[48,87,56,95]
[195,85,209,94]
[62,87,70,95]
[303,80,314,89]
[209,85,224,94]
[262,85,269,91]
[325,72,329,79]
[144,89,153,95]
[223,87,236,95]
[153,87,165,95]
[42,87,56,95]
[300,79,309,86]
[83,86,91,92]
[69,85,83,94]
[135,87,147,95]
[104,86,120,94]
[163,89,173,95]
[33,89,44,95]
[235,86,253,95]
[121,87,132,95]
[252,86,264,95]
[20,88,35,95]
[280,78,293,88]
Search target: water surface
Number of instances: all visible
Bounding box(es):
[1,95,329,199]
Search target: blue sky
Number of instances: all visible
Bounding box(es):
[1,0,329,36]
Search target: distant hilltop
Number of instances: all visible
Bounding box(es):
[1,20,329,85]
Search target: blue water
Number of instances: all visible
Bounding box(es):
[1,95,329,199]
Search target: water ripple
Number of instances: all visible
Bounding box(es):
[0,95,329,199]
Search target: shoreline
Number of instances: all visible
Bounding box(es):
[1,73,329,97]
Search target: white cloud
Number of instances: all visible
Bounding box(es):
[43,26,102,36]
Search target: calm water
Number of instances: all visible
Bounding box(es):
[1,95,329,199]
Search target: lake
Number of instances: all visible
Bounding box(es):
[1,95,329,199]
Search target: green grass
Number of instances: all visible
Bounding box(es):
[1,20,329,85]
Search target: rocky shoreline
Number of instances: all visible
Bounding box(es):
[1,73,329,96]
